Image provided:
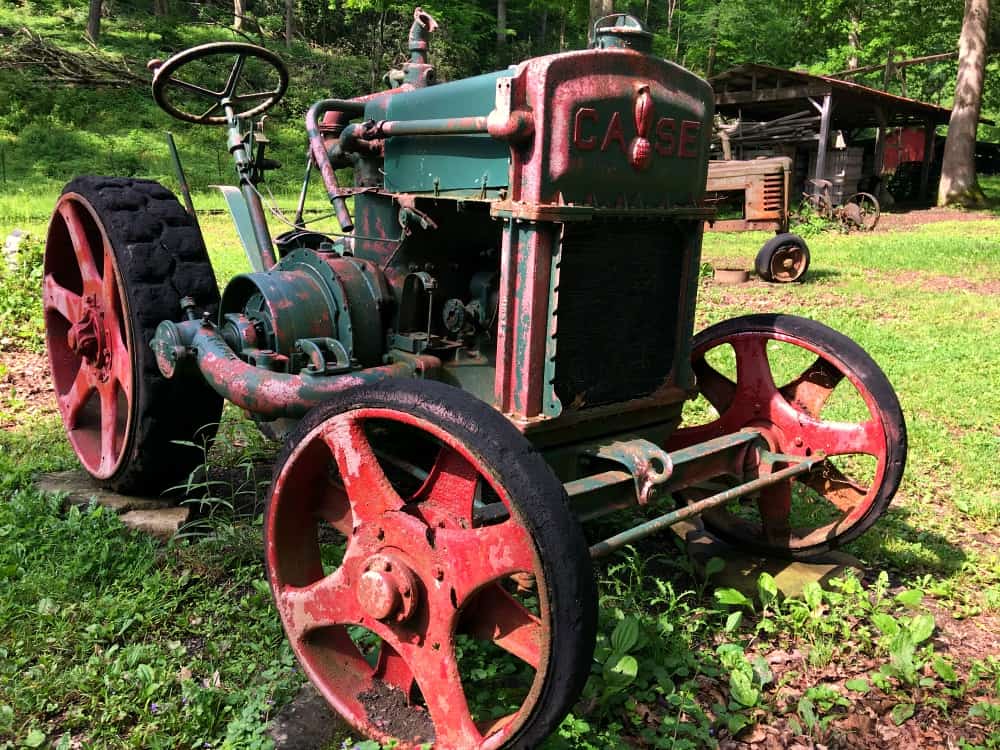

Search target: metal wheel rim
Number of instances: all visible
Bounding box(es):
[769,245,807,282]
[266,407,552,750]
[674,331,892,551]
[44,193,135,479]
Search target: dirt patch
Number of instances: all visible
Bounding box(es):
[357,681,435,745]
[0,348,56,429]
[874,206,999,232]
[869,270,1000,296]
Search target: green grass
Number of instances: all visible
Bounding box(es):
[2,213,999,748]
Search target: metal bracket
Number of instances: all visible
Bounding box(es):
[296,337,353,375]
[583,438,674,505]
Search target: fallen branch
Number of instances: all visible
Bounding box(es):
[0,28,149,88]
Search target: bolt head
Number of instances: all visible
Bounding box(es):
[357,571,400,620]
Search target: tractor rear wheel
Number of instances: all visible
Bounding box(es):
[266,378,597,750]
[44,176,223,494]
[671,314,907,558]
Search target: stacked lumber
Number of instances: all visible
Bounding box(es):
[713,110,820,152]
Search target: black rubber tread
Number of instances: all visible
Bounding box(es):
[692,313,907,558]
[755,232,810,283]
[57,176,224,495]
[268,378,598,750]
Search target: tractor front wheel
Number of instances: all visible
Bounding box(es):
[671,314,907,558]
[44,177,223,494]
[266,379,597,750]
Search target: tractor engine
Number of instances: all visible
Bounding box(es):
[300,13,713,438]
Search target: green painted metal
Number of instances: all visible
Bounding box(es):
[565,430,761,522]
[371,71,510,195]
[587,453,825,558]
[215,184,266,273]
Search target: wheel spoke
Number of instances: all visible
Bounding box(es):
[436,520,535,606]
[315,482,353,535]
[779,356,844,418]
[222,53,247,98]
[277,566,364,641]
[373,642,417,701]
[59,366,93,429]
[97,386,119,475]
[731,337,776,401]
[693,357,736,413]
[757,481,792,548]
[406,638,481,748]
[58,201,101,289]
[321,415,405,524]
[168,77,222,100]
[413,445,480,524]
[110,323,132,403]
[460,584,542,668]
[43,274,84,324]
[792,415,883,459]
[800,462,869,513]
[196,102,223,121]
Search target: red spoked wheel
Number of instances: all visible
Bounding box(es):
[44,177,223,493]
[669,314,906,557]
[266,379,596,749]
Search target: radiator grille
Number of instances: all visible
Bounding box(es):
[762,173,784,213]
[552,223,685,410]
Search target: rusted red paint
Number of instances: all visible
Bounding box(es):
[267,407,548,748]
[44,194,133,479]
[188,323,440,418]
[667,330,892,548]
[493,222,556,420]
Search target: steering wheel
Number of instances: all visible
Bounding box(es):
[151,42,289,125]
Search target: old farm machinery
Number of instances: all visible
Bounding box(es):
[43,10,907,748]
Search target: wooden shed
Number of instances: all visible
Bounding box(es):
[710,64,954,201]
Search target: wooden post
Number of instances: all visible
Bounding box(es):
[920,118,937,200]
[813,94,833,195]
[873,106,889,178]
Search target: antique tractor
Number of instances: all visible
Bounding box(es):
[43,10,906,748]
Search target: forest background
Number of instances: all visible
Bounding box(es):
[0,0,998,207]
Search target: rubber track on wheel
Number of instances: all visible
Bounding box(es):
[62,176,224,495]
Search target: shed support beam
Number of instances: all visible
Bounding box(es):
[812,94,833,196]
[920,118,936,200]
[873,105,889,178]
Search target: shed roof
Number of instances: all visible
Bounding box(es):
[711,63,953,128]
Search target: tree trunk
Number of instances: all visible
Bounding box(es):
[705,0,720,78]
[153,0,168,17]
[233,0,244,30]
[496,0,507,65]
[285,0,294,48]
[938,0,989,206]
[589,0,614,41]
[86,0,101,42]
[848,6,861,69]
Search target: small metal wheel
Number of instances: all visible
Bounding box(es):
[266,379,596,749]
[670,314,906,558]
[755,233,810,283]
[151,42,288,125]
[44,177,223,494]
[842,192,880,231]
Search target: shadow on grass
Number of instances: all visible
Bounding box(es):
[847,503,969,579]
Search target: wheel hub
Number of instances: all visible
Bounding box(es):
[356,552,419,623]
[67,297,110,376]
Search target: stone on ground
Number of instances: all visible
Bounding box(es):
[36,470,188,539]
